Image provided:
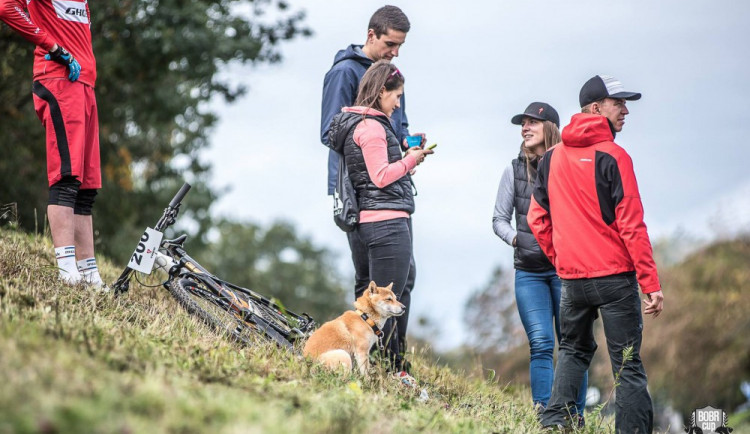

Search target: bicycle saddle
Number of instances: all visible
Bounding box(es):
[163,234,188,247]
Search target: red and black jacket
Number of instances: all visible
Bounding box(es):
[527,113,660,294]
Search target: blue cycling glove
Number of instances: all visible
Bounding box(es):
[44,46,81,82]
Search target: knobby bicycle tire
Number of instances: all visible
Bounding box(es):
[167,277,293,350]
[168,277,257,346]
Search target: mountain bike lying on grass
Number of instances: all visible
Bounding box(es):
[112,183,315,351]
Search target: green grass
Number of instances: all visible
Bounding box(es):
[0,227,615,433]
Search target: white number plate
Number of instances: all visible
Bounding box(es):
[127,227,164,274]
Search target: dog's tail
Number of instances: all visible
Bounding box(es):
[318,350,353,372]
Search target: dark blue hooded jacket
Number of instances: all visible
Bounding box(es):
[320,44,409,194]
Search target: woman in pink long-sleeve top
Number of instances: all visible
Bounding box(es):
[327,60,432,381]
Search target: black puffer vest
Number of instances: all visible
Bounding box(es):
[328,111,414,213]
[512,151,554,272]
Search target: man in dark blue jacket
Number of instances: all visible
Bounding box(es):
[320,5,412,195]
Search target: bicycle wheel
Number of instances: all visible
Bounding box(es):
[168,277,260,346]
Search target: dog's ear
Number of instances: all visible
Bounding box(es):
[385,282,393,292]
[368,281,378,295]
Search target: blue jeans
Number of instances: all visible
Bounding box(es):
[515,269,587,413]
[541,272,653,433]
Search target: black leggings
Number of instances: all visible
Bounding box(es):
[352,217,416,371]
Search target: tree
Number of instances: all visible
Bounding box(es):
[0,0,311,262]
[464,265,524,352]
[460,265,531,383]
[641,236,750,414]
[0,35,48,230]
[195,219,350,323]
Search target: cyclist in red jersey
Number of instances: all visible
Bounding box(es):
[1,0,104,287]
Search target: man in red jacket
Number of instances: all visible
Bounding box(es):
[1,0,103,287]
[528,75,664,433]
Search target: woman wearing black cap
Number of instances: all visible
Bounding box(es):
[492,102,587,419]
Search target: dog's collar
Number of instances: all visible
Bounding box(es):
[355,309,383,338]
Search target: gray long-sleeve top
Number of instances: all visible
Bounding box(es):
[492,165,516,246]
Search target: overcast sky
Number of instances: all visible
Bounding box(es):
[203,0,750,350]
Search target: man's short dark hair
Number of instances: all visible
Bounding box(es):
[368,5,410,37]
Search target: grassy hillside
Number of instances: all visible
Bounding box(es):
[1,227,577,434]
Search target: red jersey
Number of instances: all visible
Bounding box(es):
[0,0,96,86]
[527,113,661,294]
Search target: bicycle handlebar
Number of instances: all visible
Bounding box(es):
[169,183,191,208]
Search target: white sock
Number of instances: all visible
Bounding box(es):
[77,257,104,287]
[55,246,81,284]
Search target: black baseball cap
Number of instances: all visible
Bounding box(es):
[511,102,560,127]
[579,75,641,108]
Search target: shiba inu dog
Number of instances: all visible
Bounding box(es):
[303,281,405,376]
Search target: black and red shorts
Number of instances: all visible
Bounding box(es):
[32,79,101,189]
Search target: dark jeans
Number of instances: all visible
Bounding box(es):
[351,217,415,372]
[541,272,653,433]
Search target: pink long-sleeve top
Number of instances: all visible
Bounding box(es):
[343,107,418,223]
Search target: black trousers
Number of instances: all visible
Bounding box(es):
[349,217,415,371]
[541,272,653,433]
